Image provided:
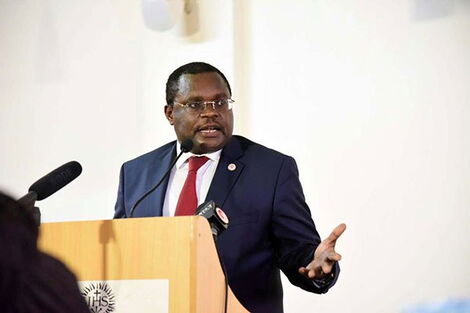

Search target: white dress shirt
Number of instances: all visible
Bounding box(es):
[162,142,222,216]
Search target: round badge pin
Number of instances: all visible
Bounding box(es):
[228,163,236,171]
[216,207,229,224]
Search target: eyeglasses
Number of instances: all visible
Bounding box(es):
[173,98,234,113]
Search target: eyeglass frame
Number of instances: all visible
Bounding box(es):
[172,98,235,113]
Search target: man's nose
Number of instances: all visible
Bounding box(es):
[200,102,219,117]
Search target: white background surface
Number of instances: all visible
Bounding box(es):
[1,1,469,312]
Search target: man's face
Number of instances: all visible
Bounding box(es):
[164,72,234,154]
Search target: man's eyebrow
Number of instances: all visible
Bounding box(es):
[186,96,204,102]
[187,93,230,101]
[213,93,230,99]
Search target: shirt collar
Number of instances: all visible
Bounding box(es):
[175,141,222,170]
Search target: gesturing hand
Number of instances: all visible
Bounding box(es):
[298,223,346,280]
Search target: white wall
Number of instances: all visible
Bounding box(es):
[0,0,235,221]
[246,1,470,312]
[1,1,469,312]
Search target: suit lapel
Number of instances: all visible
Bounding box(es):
[205,137,245,209]
[141,142,176,217]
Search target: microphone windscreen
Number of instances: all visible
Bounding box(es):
[29,161,82,201]
[180,139,193,153]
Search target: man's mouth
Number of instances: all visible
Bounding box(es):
[197,125,223,137]
[198,125,222,133]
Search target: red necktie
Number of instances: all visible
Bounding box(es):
[174,156,209,216]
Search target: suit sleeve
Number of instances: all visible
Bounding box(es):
[114,164,127,218]
[272,156,339,293]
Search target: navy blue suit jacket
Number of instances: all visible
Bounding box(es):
[114,135,339,313]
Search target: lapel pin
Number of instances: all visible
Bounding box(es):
[228,163,236,171]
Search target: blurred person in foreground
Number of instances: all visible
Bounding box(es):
[0,192,90,313]
[114,62,346,313]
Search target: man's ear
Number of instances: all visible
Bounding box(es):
[164,105,174,125]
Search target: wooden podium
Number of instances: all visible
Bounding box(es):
[38,216,249,313]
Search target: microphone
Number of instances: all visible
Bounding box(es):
[129,139,193,217]
[195,200,229,240]
[30,161,82,200]
[17,161,83,206]
[195,200,230,313]
[17,161,83,225]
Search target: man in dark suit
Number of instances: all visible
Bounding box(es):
[114,62,346,313]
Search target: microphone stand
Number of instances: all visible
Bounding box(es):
[129,140,193,217]
[18,191,41,226]
[32,206,41,226]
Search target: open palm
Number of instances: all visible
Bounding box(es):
[298,223,346,279]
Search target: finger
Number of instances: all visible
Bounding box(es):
[298,267,315,279]
[325,223,347,243]
[309,266,321,279]
[298,266,313,275]
[321,262,333,275]
[298,265,321,279]
[326,251,342,262]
